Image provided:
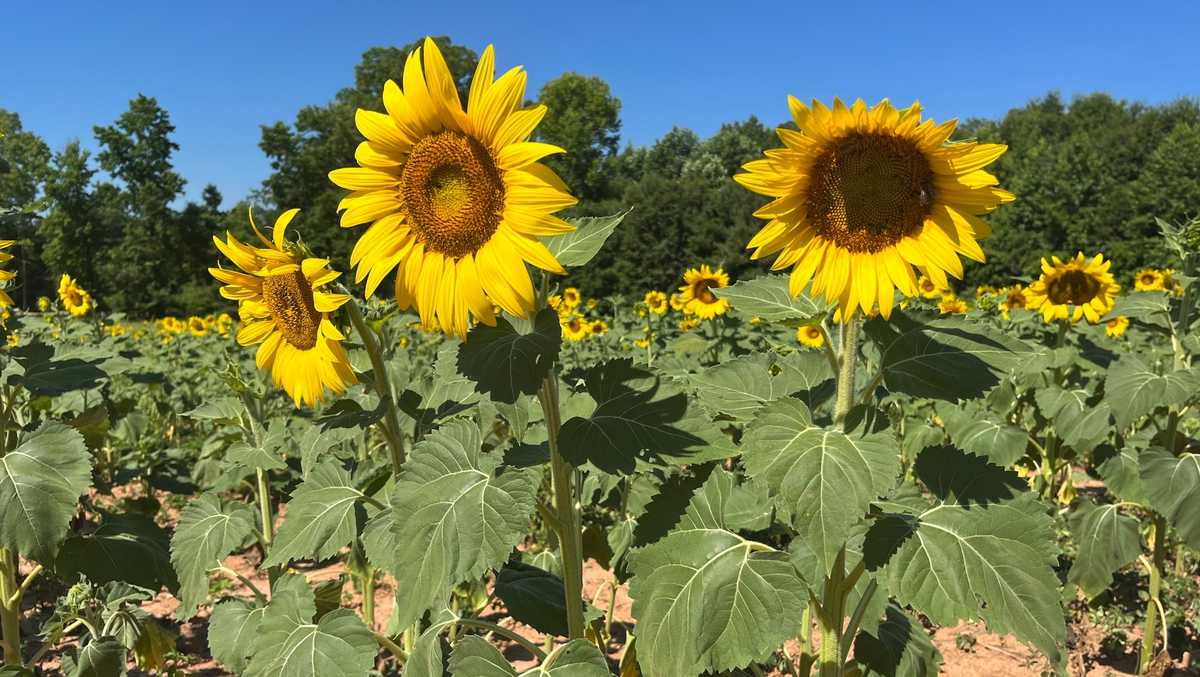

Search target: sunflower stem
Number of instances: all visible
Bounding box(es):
[1139,514,1168,673]
[345,298,407,474]
[0,548,22,665]
[834,317,860,424]
[537,373,586,640]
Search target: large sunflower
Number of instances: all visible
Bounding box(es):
[58,274,93,317]
[678,265,731,319]
[0,240,15,308]
[209,209,357,407]
[1025,252,1119,324]
[329,38,577,338]
[735,98,1013,320]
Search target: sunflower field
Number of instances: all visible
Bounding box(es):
[2,37,1200,677]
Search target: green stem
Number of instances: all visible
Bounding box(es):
[361,568,376,631]
[374,630,407,662]
[255,468,280,588]
[345,298,407,475]
[0,548,22,665]
[538,374,585,640]
[1139,515,1168,673]
[818,547,847,677]
[454,617,548,661]
[834,318,860,424]
[817,325,840,376]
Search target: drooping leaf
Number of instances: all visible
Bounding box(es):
[867,447,1066,670]
[1139,448,1200,549]
[185,397,244,425]
[741,397,899,574]
[0,422,91,561]
[8,341,108,396]
[209,598,266,674]
[864,314,1030,400]
[1112,292,1171,328]
[56,512,178,591]
[388,420,539,629]
[543,210,628,268]
[265,460,365,567]
[170,493,257,618]
[1104,358,1198,428]
[457,309,560,404]
[494,561,570,637]
[940,406,1028,466]
[711,274,828,324]
[853,603,942,677]
[628,469,807,676]
[1067,498,1141,599]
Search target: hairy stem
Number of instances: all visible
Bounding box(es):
[834,317,860,424]
[538,374,586,640]
[345,298,407,474]
[818,547,847,677]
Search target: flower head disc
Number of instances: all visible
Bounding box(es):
[735,98,1014,321]
[329,38,578,338]
[1025,252,1119,324]
[209,209,357,407]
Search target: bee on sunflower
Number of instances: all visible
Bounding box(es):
[796,324,825,349]
[209,209,357,407]
[735,98,1013,320]
[1025,253,1120,324]
[58,274,93,317]
[328,38,577,338]
[678,265,731,319]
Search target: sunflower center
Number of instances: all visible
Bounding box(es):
[806,132,934,253]
[401,131,505,258]
[1047,269,1101,306]
[262,270,320,350]
[693,281,717,304]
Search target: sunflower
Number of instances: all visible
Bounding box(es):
[735,98,1013,321]
[562,287,581,310]
[1133,268,1166,292]
[209,209,357,407]
[1105,315,1129,338]
[561,314,588,341]
[36,296,50,312]
[916,275,944,299]
[0,240,16,309]
[6,332,17,347]
[589,319,609,336]
[188,316,208,337]
[669,293,687,313]
[328,38,577,338]
[679,265,731,319]
[938,296,968,315]
[975,285,998,299]
[586,298,599,310]
[58,274,93,317]
[643,290,668,315]
[215,312,233,337]
[679,318,700,331]
[1025,253,1120,324]
[796,324,825,349]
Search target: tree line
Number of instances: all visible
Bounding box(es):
[3,35,1199,315]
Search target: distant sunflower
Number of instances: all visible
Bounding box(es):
[735,98,1013,321]
[916,275,944,299]
[329,38,577,338]
[562,287,581,309]
[589,319,608,335]
[1133,268,1166,292]
[188,316,208,337]
[796,324,825,349]
[669,293,687,313]
[938,296,968,315]
[643,290,668,315]
[561,314,588,341]
[209,209,357,407]
[679,318,699,331]
[1105,315,1129,338]
[1025,253,1119,324]
[36,296,50,312]
[1000,284,1028,320]
[0,240,15,309]
[678,265,731,319]
[58,274,93,317]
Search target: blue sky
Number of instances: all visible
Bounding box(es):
[4,0,1199,206]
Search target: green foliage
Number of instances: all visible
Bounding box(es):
[1067,498,1141,599]
[0,422,91,562]
[169,492,257,618]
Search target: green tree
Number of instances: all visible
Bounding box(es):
[40,141,105,293]
[0,110,52,306]
[534,73,622,200]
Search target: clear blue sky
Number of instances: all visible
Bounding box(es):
[5,0,1199,206]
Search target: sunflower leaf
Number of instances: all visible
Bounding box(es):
[0,422,92,562]
[209,598,266,674]
[940,405,1028,466]
[1067,498,1141,599]
[457,308,561,404]
[1139,448,1200,549]
[1104,358,1198,428]
[170,493,257,618]
[688,353,832,421]
[544,210,629,268]
[712,274,828,324]
[264,460,365,567]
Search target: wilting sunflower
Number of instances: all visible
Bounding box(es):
[796,324,825,349]
[643,290,668,315]
[209,209,357,407]
[0,240,15,309]
[938,296,968,315]
[999,284,1029,320]
[678,265,731,319]
[735,98,1013,320]
[1105,315,1129,338]
[1025,252,1120,324]
[1133,268,1166,292]
[58,274,93,317]
[561,314,588,341]
[328,38,577,338]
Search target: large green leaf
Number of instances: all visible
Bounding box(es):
[226,440,287,471]
[265,460,365,567]
[245,574,376,677]
[448,636,609,677]
[853,603,942,677]
[1104,358,1198,428]
[711,274,828,324]
[448,635,517,677]
[170,493,257,618]
[689,353,831,421]
[1067,498,1141,599]
[209,598,266,673]
[388,419,538,629]
[940,406,1027,466]
[864,314,1030,400]
[1034,387,1111,453]
[542,210,628,267]
[66,637,127,677]
[1094,444,1146,504]
[0,422,91,561]
[558,359,716,472]
[56,512,178,591]
[742,397,899,574]
[457,309,560,404]
[628,469,806,676]
[1139,448,1200,548]
[8,341,107,396]
[494,561,570,637]
[1113,292,1171,328]
[867,447,1066,669]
